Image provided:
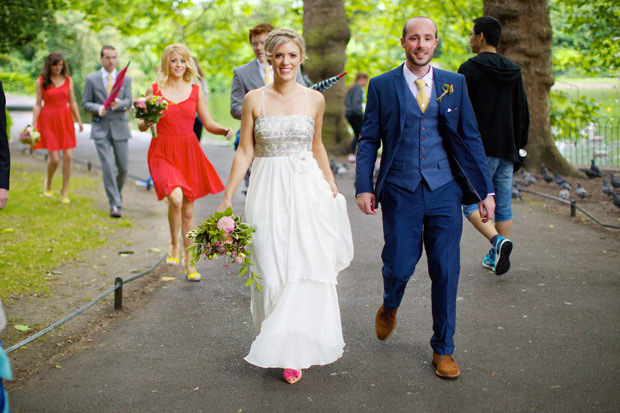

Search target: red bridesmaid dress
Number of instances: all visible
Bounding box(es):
[33,76,76,151]
[147,83,225,202]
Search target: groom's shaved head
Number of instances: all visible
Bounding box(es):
[402,17,438,39]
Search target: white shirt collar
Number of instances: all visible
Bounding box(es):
[256,59,272,80]
[101,67,117,79]
[403,63,433,98]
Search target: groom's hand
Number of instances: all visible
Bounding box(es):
[357,192,377,215]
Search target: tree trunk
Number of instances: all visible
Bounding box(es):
[484,0,574,174]
[303,0,351,155]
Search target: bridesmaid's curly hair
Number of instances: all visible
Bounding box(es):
[41,53,69,90]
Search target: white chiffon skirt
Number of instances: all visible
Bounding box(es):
[244,155,354,370]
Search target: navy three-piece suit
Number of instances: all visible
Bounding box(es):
[356,64,493,354]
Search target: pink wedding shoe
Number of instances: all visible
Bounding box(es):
[283,369,302,384]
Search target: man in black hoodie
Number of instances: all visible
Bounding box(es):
[459,16,529,276]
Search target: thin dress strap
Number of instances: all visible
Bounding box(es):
[259,87,266,116]
[299,88,308,115]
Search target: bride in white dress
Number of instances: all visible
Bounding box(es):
[217,28,353,384]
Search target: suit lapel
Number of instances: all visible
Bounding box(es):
[249,60,264,88]
[433,68,445,115]
[393,64,407,135]
[95,73,106,101]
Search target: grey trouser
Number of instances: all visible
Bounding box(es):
[94,135,129,208]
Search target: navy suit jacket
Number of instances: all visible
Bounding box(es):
[356,64,492,205]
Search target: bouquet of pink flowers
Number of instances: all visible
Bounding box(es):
[186,207,261,290]
[132,94,169,137]
[19,125,41,146]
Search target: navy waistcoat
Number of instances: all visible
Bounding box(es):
[384,80,455,193]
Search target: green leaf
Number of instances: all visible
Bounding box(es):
[14,324,31,332]
[244,277,254,286]
[239,266,247,276]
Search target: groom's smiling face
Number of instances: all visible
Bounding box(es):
[401,17,438,69]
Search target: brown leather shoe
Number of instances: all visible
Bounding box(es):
[432,352,460,379]
[375,305,398,341]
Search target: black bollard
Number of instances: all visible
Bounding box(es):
[87,161,92,171]
[570,200,576,217]
[114,277,123,310]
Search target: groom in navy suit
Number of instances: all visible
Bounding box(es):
[356,17,495,379]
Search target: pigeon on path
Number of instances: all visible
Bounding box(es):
[611,191,620,211]
[590,159,603,177]
[580,168,600,179]
[553,171,568,186]
[559,188,570,200]
[512,185,523,200]
[602,180,614,196]
[541,164,553,183]
[610,173,620,189]
[575,182,588,199]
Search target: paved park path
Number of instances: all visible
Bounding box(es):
[6,103,620,412]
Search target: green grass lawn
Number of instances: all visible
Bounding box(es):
[0,164,131,300]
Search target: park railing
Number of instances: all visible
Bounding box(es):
[553,117,620,167]
[4,252,167,354]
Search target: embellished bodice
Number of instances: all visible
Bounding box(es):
[254,114,315,158]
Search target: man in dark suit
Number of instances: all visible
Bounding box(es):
[356,17,495,379]
[0,81,9,210]
[83,45,132,218]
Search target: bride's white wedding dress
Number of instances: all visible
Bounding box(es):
[244,88,354,370]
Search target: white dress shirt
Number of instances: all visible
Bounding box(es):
[403,64,433,99]
[101,67,118,91]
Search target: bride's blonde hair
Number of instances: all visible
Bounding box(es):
[264,29,308,65]
[156,43,197,86]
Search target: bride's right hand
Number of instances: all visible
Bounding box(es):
[216,198,231,212]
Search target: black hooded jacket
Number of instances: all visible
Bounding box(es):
[458,52,529,168]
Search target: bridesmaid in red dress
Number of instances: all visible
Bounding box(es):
[32,52,84,203]
[138,43,232,281]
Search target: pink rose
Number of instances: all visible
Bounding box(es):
[234,255,244,264]
[217,216,236,233]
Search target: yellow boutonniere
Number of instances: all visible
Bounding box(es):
[436,83,454,102]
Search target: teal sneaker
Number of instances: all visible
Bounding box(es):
[482,248,495,271]
[493,236,513,276]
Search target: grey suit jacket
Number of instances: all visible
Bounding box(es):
[83,71,132,140]
[230,59,307,120]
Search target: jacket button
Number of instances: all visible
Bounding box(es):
[421,147,425,151]
[422,127,426,131]
[422,117,426,121]
[421,157,425,161]
[421,138,425,141]
[421,167,425,170]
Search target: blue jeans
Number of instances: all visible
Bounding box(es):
[462,156,513,222]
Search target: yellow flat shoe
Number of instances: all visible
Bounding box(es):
[43,179,52,197]
[166,245,180,265]
[60,197,71,204]
[184,267,201,282]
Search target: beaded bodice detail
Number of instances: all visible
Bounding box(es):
[254,115,315,157]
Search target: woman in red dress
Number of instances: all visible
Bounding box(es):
[138,43,232,281]
[32,52,84,203]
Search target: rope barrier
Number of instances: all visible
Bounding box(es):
[517,187,620,230]
[4,252,167,354]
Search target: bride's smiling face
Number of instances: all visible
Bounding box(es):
[168,51,187,79]
[271,41,301,81]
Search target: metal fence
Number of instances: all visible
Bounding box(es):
[553,117,620,166]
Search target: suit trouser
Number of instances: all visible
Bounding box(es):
[380,179,463,354]
[94,135,129,208]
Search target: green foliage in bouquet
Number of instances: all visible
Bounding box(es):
[186,207,261,291]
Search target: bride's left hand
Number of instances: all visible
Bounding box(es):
[329,180,338,198]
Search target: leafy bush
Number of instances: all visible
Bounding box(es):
[549,90,605,141]
[0,72,35,95]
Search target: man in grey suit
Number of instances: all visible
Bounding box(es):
[231,23,308,125]
[83,45,132,218]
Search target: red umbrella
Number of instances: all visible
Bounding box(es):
[103,61,131,108]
